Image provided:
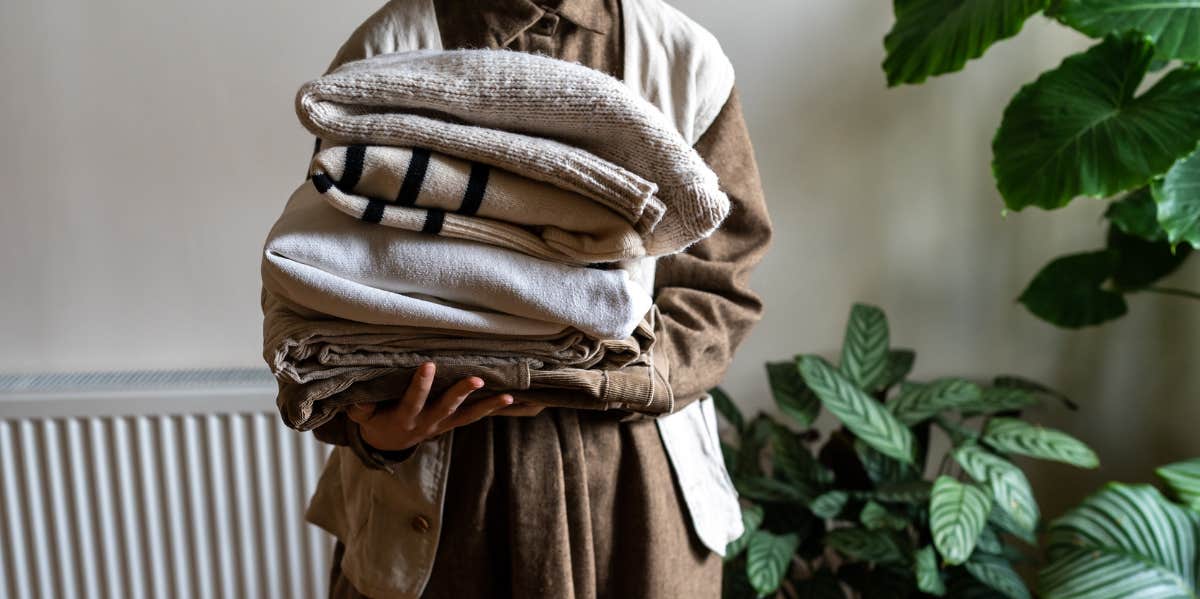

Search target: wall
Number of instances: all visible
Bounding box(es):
[1,0,1197,515]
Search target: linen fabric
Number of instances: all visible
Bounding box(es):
[296,48,731,256]
[262,181,652,339]
[311,144,650,264]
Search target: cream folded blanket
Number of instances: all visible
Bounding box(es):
[296,49,730,256]
[311,144,647,264]
[262,182,652,339]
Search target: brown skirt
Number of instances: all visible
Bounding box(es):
[328,408,721,599]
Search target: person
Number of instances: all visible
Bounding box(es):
[304,1,773,597]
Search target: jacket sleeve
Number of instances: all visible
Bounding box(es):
[653,87,773,410]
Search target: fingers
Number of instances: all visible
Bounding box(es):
[395,362,437,428]
[443,393,514,430]
[427,376,485,420]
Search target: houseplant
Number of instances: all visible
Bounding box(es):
[718,303,1097,598]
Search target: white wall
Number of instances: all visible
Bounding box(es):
[2,0,1197,514]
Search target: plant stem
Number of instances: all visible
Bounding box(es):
[1143,286,1200,301]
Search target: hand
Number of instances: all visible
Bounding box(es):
[346,362,513,452]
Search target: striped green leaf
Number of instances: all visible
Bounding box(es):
[856,439,919,485]
[839,304,890,390]
[861,500,909,531]
[825,528,909,564]
[725,504,764,559]
[799,355,916,464]
[988,504,1036,545]
[1040,483,1200,598]
[872,481,935,504]
[811,491,850,519]
[890,379,983,425]
[982,418,1099,468]
[767,359,821,428]
[746,530,800,597]
[877,349,917,391]
[965,553,1032,599]
[735,476,809,504]
[975,525,1003,555]
[710,386,744,433]
[915,545,947,596]
[1158,458,1200,512]
[930,476,993,565]
[961,387,1041,416]
[954,445,1039,534]
[1055,0,1200,62]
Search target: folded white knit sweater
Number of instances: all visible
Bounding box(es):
[261,182,653,339]
[295,49,730,256]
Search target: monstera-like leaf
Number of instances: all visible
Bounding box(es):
[1055,0,1200,62]
[1153,148,1200,249]
[1040,483,1200,598]
[883,0,1047,85]
[992,34,1200,211]
[1017,250,1127,328]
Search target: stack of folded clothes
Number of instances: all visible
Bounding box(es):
[262,49,730,433]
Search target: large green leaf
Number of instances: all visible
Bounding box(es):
[1106,187,1165,241]
[767,360,821,428]
[955,445,1040,534]
[883,0,1047,86]
[839,303,890,390]
[1154,148,1200,249]
[931,476,993,565]
[825,528,909,564]
[982,418,1099,468]
[726,504,764,559]
[890,379,984,424]
[1017,250,1128,328]
[1055,0,1200,62]
[1157,458,1200,512]
[992,34,1200,211]
[811,491,851,519]
[915,545,947,596]
[1107,225,1193,290]
[710,386,744,433]
[799,356,916,464]
[966,553,1032,599]
[746,530,800,597]
[1040,483,1200,598]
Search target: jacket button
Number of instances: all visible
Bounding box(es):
[411,515,432,533]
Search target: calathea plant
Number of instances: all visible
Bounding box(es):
[881,1,1200,328]
[1038,458,1200,598]
[717,304,1098,598]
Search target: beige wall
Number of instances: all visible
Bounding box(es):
[2,0,1197,513]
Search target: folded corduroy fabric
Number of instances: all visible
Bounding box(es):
[296,49,730,256]
[262,182,653,340]
[311,144,647,264]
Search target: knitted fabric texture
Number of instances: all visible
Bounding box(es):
[262,182,652,339]
[311,144,648,264]
[296,49,730,256]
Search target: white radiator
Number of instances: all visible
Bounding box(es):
[0,369,334,599]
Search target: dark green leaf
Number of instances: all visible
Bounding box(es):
[794,570,848,599]
[856,439,919,485]
[1153,147,1200,249]
[915,545,947,596]
[961,387,1041,416]
[931,476,993,565]
[737,416,775,478]
[1157,458,1200,512]
[1040,483,1200,598]
[770,424,827,494]
[811,491,850,519]
[736,475,810,504]
[993,34,1200,210]
[993,375,1078,411]
[722,441,739,474]
[1017,250,1128,328]
[1055,0,1200,62]
[839,303,890,390]
[873,481,935,504]
[878,349,917,391]
[954,445,1039,535]
[825,527,909,564]
[799,355,916,464]
[883,0,1047,85]
[710,386,745,433]
[975,525,1004,554]
[981,418,1099,468]
[1107,225,1192,290]
[746,530,800,597]
[1105,188,1165,241]
[965,553,1031,599]
[861,500,910,531]
[890,379,984,424]
[726,504,765,559]
[988,504,1036,545]
[767,360,820,428]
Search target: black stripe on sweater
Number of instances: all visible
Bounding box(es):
[395,148,431,206]
[338,145,367,191]
[421,209,446,234]
[361,200,385,224]
[312,172,334,194]
[459,163,490,216]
